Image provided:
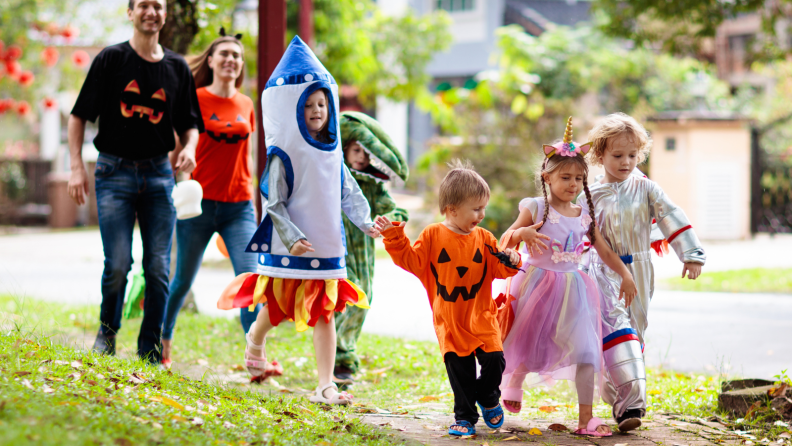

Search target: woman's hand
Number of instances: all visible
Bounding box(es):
[503,248,520,266]
[619,274,638,307]
[518,221,551,256]
[365,225,380,238]
[682,262,702,280]
[289,239,315,256]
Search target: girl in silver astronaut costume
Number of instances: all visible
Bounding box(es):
[579,113,706,432]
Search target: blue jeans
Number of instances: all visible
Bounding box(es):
[163,199,260,340]
[95,153,176,364]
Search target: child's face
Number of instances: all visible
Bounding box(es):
[447,196,488,234]
[544,163,584,203]
[600,134,639,182]
[345,141,370,171]
[304,90,328,137]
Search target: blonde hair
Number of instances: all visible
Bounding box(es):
[439,159,490,214]
[535,150,596,249]
[188,36,245,90]
[586,113,652,167]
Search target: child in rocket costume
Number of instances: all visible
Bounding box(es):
[218,36,376,404]
[579,113,705,431]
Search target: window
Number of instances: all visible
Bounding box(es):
[666,137,676,151]
[436,0,475,12]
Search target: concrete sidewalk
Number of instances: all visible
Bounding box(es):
[1,228,790,378]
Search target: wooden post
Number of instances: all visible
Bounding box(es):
[256,0,286,222]
[299,0,315,48]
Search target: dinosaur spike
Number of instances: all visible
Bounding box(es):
[563,116,573,144]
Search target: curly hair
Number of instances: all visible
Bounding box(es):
[586,113,652,167]
[439,159,490,214]
[535,152,596,249]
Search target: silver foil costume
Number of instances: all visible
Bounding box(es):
[266,156,374,250]
[580,175,705,420]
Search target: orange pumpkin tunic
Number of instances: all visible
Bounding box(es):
[381,223,521,357]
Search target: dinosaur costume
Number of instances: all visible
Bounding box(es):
[334,112,410,374]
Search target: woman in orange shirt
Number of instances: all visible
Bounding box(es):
[162,31,258,368]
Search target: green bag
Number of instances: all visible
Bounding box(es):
[123,268,146,319]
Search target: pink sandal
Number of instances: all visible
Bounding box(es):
[501,387,523,413]
[245,324,283,379]
[572,417,613,437]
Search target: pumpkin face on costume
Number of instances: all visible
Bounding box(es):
[206,110,251,144]
[120,80,167,125]
[430,247,488,303]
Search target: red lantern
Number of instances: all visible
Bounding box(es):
[41,47,60,67]
[42,97,58,110]
[60,25,79,41]
[5,60,22,79]
[16,101,31,117]
[72,50,89,68]
[18,71,35,87]
[5,45,22,61]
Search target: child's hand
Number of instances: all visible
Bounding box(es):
[289,239,315,256]
[682,262,702,280]
[503,248,520,266]
[518,221,551,256]
[619,275,638,307]
[374,215,397,232]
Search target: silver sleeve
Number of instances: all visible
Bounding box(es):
[340,164,374,233]
[267,156,306,251]
[648,181,706,264]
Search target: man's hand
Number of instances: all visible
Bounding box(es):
[289,239,315,256]
[503,248,520,266]
[175,149,196,174]
[67,164,90,205]
[375,215,398,232]
[518,221,551,256]
[682,262,702,280]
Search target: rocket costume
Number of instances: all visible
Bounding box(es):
[580,175,705,426]
[218,36,373,331]
[334,112,409,376]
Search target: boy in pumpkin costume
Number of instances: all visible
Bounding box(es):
[333,112,410,385]
[375,161,521,437]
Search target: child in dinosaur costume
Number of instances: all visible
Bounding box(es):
[333,111,409,385]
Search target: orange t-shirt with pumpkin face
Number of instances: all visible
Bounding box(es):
[381,223,521,357]
[191,87,256,202]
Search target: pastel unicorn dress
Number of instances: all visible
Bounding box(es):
[498,198,603,405]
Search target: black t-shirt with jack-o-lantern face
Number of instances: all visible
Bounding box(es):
[71,41,204,160]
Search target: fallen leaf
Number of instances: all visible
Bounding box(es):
[745,401,762,421]
[42,385,55,394]
[148,395,184,410]
[170,415,188,422]
[45,377,64,382]
[231,364,245,371]
[13,371,31,377]
[152,422,163,429]
[128,374,146,384]
[25,351,36,358]
[376,421,392,427]
[53,360,69,366]
[648,390,663,395]
[332,416,343,423]
[192,417,204,426]
[114,439,132,446]
[528,428,542,436]
[769,384,789,398]
[58,401,78,406]
[503,436,520,441]
[197,359,209,366]
[548,423,568,431]
[70,360,83,369]
[370,367,391,374]
[694,388,705,393]
[85,380,98,386]
[21,379,34,390]
[614,443,628,446]
[132,416,149,425]
[538,406,557,413]
[67,373,81,380]
[779,433,791,439]
[419,395,440,402]
[223,421,236,428]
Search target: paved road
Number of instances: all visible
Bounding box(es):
[1,228,790,379]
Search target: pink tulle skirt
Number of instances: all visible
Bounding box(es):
[498,265,604,401]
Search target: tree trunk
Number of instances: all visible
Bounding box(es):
[158,0,199,54]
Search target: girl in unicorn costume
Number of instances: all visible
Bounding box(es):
[579,113,705,431]
[218,36,376,405]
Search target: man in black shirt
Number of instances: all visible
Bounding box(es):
[67,0,204,365]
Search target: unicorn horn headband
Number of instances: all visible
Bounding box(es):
[543,116,592,158]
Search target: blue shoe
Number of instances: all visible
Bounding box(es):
[478,402,505,429]
[449,420,476,436]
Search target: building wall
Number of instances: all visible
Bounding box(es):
[649,121,751,240]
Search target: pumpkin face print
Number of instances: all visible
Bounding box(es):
[206,111,251,144]
[430,247,488,302]
[120,80,166,124]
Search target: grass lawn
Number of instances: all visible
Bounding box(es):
[663,268,792,294]
[1,293,785,445]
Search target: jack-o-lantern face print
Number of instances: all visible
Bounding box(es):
[206,112,250,144]
[120,80,167,125]
[430,247,487,303]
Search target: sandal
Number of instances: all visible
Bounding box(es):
[477,402,504,429]
[501,387,523,413]
[448,420,476,436]
[308,382,353,405]
[245,324,283,379]
[572,417,613,437]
